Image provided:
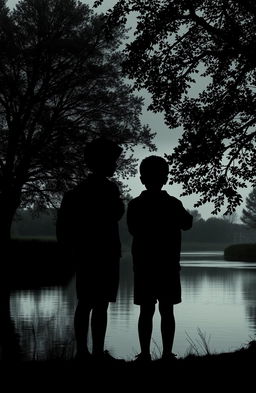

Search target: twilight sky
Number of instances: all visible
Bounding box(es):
[6,0,251,220]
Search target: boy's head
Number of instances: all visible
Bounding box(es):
[139,155,169,191]
[84,138,123,177]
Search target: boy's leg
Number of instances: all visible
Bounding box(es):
[74,299,92,357]
[91,301,109,356]
[138,302,155,356]
[158,302,175,357]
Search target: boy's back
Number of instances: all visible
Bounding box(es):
[127,189,192,273]
[57,174,123,256]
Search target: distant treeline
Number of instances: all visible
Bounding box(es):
[182,217,256,245]
[11,208,57,238]
[11,209,256,248]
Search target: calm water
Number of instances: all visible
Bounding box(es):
[9,251,256,361]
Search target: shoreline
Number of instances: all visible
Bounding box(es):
[1,339,255,369]
[1,342,255,389]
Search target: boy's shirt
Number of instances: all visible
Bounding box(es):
[56,174,125,259]
[127,190,193,273]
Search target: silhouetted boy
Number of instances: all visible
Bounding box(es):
[56,138,124,361]
[127,155,193,362]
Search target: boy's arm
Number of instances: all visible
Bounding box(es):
[116,190,125,221]
[56,192,74,246]
[108,181,125,221]
[126,201,137,236]
[117,198,125,221]
[179,202,193,231]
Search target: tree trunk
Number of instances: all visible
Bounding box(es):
[0,212,12,244]
[0,191,22,360]
[0,190,21,245]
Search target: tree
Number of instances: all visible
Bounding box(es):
[241,188,256,229]
[0,0,156,241]
[222,212,238,224]
[96,0,256,214]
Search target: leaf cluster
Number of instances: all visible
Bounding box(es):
[241,187,256,229]
[0,0,155,211]
[100,0,256,214]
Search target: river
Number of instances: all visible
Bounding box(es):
[9,251,256,361]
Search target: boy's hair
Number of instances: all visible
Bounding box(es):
[139,155,169,178]
[84,138,123,168]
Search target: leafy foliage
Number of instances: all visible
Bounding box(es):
[0,0,155,217]
[96,0,256,214]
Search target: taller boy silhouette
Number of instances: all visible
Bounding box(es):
[56,138,124,361]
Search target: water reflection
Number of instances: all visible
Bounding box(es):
[242,275,256,333]
[10,281,77,360]
[7,252,256,361]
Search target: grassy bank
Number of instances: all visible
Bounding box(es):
[224,243,256,261]
[1,340,255,389]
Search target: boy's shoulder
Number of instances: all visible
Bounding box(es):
[128,194,141,203]
[164,193,183,205]
[61,181,89,206]
[63,178,121,209]
[127,192,145,207]
[63,183,84,197]
[128,191,183,207]
[160,192,184,209]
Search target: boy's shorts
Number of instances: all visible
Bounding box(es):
[76,258,120,303]
[133,269,181,305]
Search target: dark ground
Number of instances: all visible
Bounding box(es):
[1,341,255,391]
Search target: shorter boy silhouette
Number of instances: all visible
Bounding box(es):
[127,155,193,362]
